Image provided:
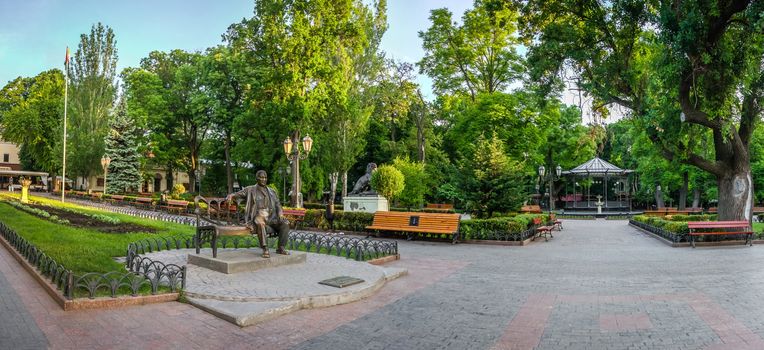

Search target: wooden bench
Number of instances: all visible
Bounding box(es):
[533,217,554,242]
[282,209,306,229]
[521,205,542,214]
[194,196,262,258]
[108,195,126,205]
[162,199,189,214]
[425,203,454,212]
[366,211,461,243]
[687,221,753,248]
[134,197,155,210]
[549,213,563,231]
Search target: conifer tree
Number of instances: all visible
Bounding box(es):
[104,99,142,194]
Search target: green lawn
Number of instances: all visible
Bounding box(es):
[754,222,763,233]
[0,199,193,274]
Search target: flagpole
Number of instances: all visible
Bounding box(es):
[61,47,68,203]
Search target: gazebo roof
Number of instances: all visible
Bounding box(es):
[562,157,633,176]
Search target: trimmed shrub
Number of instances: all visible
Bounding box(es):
[370,165,404,200]
[302,209,374,232]
[459,213,546,240]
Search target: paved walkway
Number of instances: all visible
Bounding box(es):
[3,219,764,349]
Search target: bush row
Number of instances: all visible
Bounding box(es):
[459,213,548,240]
[632,215,689,234]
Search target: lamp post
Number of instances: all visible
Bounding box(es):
[538,165,562,212]
[283,132,313,208]
[100,154,111,195]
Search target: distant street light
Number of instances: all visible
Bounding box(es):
[100,154,111,195]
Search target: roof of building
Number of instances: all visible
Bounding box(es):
[562,157,633,176]
[0,169,49,177]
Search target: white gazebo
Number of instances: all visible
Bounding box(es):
[560,157,634,210]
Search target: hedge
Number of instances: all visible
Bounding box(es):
[459,214,547,241]
[632,215,689,235]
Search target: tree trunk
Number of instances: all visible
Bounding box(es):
[692,187,700,208]
[716,167,753,221]
[655,185,664,208]
[341,172,347,202]
[225,132,233,194]
[329,172,338,206]
[678,172,688,210]
[166,166,174,192]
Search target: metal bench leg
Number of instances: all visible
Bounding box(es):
[691,236,696,248]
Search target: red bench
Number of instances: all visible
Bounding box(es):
[134,197,155,210]
[162,199,189,214]
[282,209,307,229]
[533,217,554,242]
[687,221,753,248]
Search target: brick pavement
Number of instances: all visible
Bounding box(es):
[4,218,764,349]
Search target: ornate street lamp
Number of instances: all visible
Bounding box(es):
[283,133,313,208]
[100,154,111,195]
[538,164,563,211]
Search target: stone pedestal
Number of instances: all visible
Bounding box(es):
[20,179,32,203]
[188,250,306,274]
[343,195,388,213]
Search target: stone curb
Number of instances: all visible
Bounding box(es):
[187,266,408,327]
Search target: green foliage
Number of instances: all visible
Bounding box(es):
[419,0,523,99]
[4,200,70,225]
[67,23,119,183]
[392,157,427,209]
[0,201,193,274]
[0,70,65,174]
[632,215,689,235]
[459,213,546,240]
[370,164,405,200]
[105,99,142,193]
[302,209,375,231]
[461,132,527,218]
[521,0,764,220]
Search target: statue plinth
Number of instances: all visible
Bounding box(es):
[343,195,388,213]
[188,250,306,274]
[20,179,32,204]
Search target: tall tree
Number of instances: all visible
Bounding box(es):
[0,70,65,173]
[419,0,524,101]
[137,50,213,192]
[226,0,386,204]
[104,99,142,193]
[67,23,118,188]
[200,46,250,193]
[521,0,764,220]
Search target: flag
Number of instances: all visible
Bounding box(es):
[64,47,69,66]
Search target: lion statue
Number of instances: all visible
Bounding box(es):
[349,163,378,195]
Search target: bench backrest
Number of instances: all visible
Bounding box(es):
[426,203,454,210]
[167,199,188,206]
[283,209,306,217]
[136,197,153,203]
[111,195,125,200]
[521,205,542,213]
[687,221,750,229]
[371,211,460,233]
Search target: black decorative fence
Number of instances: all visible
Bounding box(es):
[59,198,198,226]
[126,230,399,264]
[629,219,687,243]
[0,221,73,295]
[0,220,186,300]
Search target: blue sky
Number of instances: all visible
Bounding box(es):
[0,0,472,100]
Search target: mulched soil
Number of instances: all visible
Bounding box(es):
[26,203,156,234]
